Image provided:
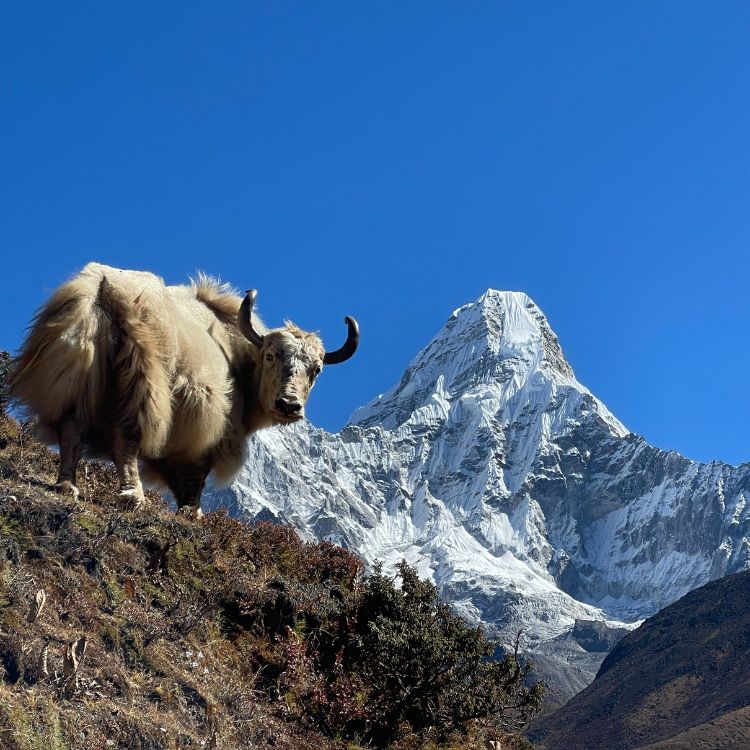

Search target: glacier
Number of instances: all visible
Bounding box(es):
[204,290,750,697]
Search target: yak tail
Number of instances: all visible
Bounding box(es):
[97,277,172,456]
[9,276,108,429]
[10,272,172,457]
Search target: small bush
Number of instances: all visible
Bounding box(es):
[0,350,11,413]
[270,560,543,747]
[347,561,542,746]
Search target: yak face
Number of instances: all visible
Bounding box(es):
[257,325,325,424]
[237,290,359,426]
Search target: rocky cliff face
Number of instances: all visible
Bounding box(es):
[204,290,750,689]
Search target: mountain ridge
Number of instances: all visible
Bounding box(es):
[204,288,750,697]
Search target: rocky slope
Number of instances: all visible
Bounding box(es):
[529,569,750,749]
[205,290,750,691]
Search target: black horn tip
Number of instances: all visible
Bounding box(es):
[324,316,360,365]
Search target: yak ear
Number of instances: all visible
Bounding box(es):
[238,290,264,348]
[323,316,359,365]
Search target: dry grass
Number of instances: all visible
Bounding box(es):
[0,413,356,750]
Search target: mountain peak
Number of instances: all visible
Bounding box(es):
[452,290,573,378]
[350,290,576,429]
[475,288,531,306]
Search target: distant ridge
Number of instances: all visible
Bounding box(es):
[530,569,750,749]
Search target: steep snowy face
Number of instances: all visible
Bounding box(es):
[204,289,750,652]
[352,290,578,431]
[351,290,626,509]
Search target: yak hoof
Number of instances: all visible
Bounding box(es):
[54,480,80,500]
[116,486,146,511]
[178,505,203,519]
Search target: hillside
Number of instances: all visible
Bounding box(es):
[529,569,750,749]
[0,412,540,750]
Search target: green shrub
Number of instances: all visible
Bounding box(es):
[278,560,543,747]
[346,561,543,746]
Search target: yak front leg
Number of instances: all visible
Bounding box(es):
[55,413,83,500]
[166,461,210,516]
[112,429,145,510]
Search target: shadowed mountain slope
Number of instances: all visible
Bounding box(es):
[530,569,750,749]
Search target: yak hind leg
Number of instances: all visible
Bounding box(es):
[112,428,146,510]
[55,413,83,500]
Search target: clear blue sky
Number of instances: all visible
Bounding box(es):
[2,2,749,464]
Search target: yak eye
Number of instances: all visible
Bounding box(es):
[311,366,322,379]
[265,353,274,362]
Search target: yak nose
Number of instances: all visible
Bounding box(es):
[275,397,302,415]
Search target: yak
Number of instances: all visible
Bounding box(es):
[9,263,358,512]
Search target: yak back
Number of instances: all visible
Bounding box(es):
[11,264,258,464]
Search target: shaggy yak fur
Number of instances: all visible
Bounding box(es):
[9,263,358,511]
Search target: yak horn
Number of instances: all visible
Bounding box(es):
[238,290,265,348]
[324,317,360,365]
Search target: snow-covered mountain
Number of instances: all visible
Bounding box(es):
[205,290,750,692]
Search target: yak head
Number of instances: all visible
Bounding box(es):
[238,290,359,424]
